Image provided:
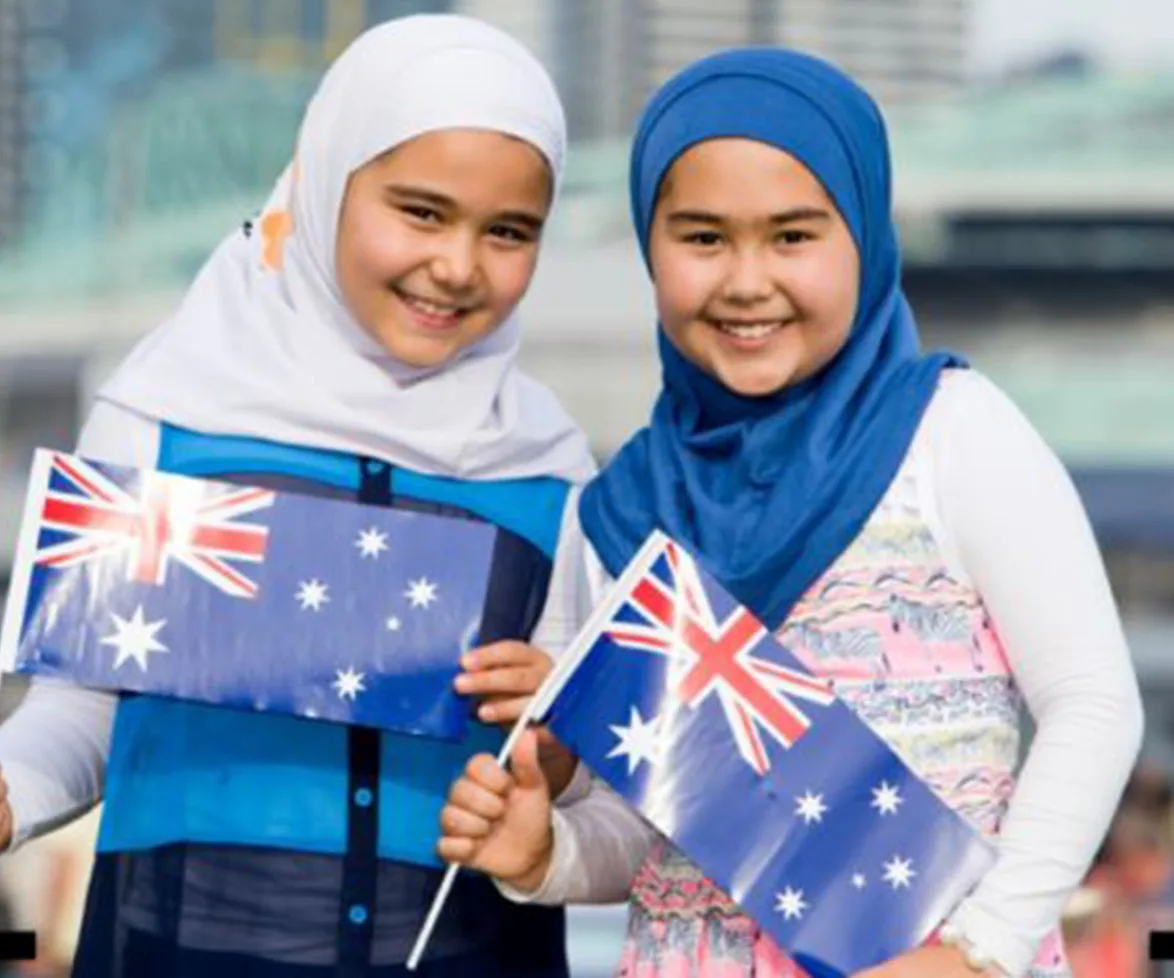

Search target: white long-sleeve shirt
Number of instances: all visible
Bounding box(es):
[510,371,1144,978]
[0,372,1145,977]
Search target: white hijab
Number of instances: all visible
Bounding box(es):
[99,15,595,484]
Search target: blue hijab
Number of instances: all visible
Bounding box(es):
[579,48,963,629]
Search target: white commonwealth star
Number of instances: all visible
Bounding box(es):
[99,601,169,671]
[296,578,330,611]
[405,577,439,609]
[385,616,402,632]
[607,706,662,775]
[774,887,808,921]
[882,856,916,890]
[356,527,389,559]
[871,780,904,816]
[332,667,366,701]
[100,606,169,672]
[851,873,867,890]
[795,790,828,825]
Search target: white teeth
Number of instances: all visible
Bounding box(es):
[403,294,462,318]
[715,321,783,339]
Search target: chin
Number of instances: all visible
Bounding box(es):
[381,338,461,369]
[368,324,460,367]
[717,369,796,399]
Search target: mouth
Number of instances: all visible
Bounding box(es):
[394,288,474,330]
[705,317,792,343]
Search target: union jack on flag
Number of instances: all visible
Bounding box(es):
[537,531,995,977]
[605,540,835,775]
[35,453,274,599]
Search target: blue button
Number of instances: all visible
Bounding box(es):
[349,904,368,925]
[354,787,373,808]
[365,461,386,475]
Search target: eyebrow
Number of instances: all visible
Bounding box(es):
[384,184,546,232]
[666,206,833,225]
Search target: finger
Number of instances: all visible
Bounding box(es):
[509,728,548,793]
[455,666,545,698]
[436,836,478,865]
[535,734,576,772]
[440,804,493,839]
[478,696,531,725]
[462,642,550,673]
[460,754,512,795]
[534,727,565,751]
[450,777,509,820]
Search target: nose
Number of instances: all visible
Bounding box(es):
[430,230,479,293]
[721,247,774,306]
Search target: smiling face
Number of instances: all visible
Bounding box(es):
[648,137,861,398]
[335,128,553,369]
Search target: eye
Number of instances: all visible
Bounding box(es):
[488,223,534,244]
[401,204,442,223]
[682,230,723,247]
[776,228,814,245]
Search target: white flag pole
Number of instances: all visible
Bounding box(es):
[0,450,54,680]
[405,683,551,971]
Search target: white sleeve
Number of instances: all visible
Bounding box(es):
[0,399,161,851]
[499,533,660,905]
[530,487,589,665]
[925,372,1144,977]
[528,775,659,905]
[527,488,596,809]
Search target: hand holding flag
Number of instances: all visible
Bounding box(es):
[853,944,994,978]
[436,728,556,893]
[454,641,557,727]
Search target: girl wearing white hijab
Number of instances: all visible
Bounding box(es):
[0,14,593,977]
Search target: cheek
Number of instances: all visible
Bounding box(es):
[484,250,540,308]
[796,252,859,335]
[652,258,714,333]
[339,212,413,285]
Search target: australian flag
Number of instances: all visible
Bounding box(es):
[0,450,499,740]
[537,532,996,978]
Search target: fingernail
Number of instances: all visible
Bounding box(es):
[454,675,470,692]
[461,654,476,670]
[480,705,496,722]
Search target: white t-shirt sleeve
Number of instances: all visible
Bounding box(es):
[539,776,658,904]
[925,371,1144,977]
[0,399,161,851]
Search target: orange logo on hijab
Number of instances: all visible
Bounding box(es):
[259,158,300,272]
[260,209,294,271]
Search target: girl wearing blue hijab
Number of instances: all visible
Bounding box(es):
[438,48,1142,978]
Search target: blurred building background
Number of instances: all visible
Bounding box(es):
[1,0,1174,975]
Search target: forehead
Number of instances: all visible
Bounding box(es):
[360,129,553,203]
[659,137,831,208]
